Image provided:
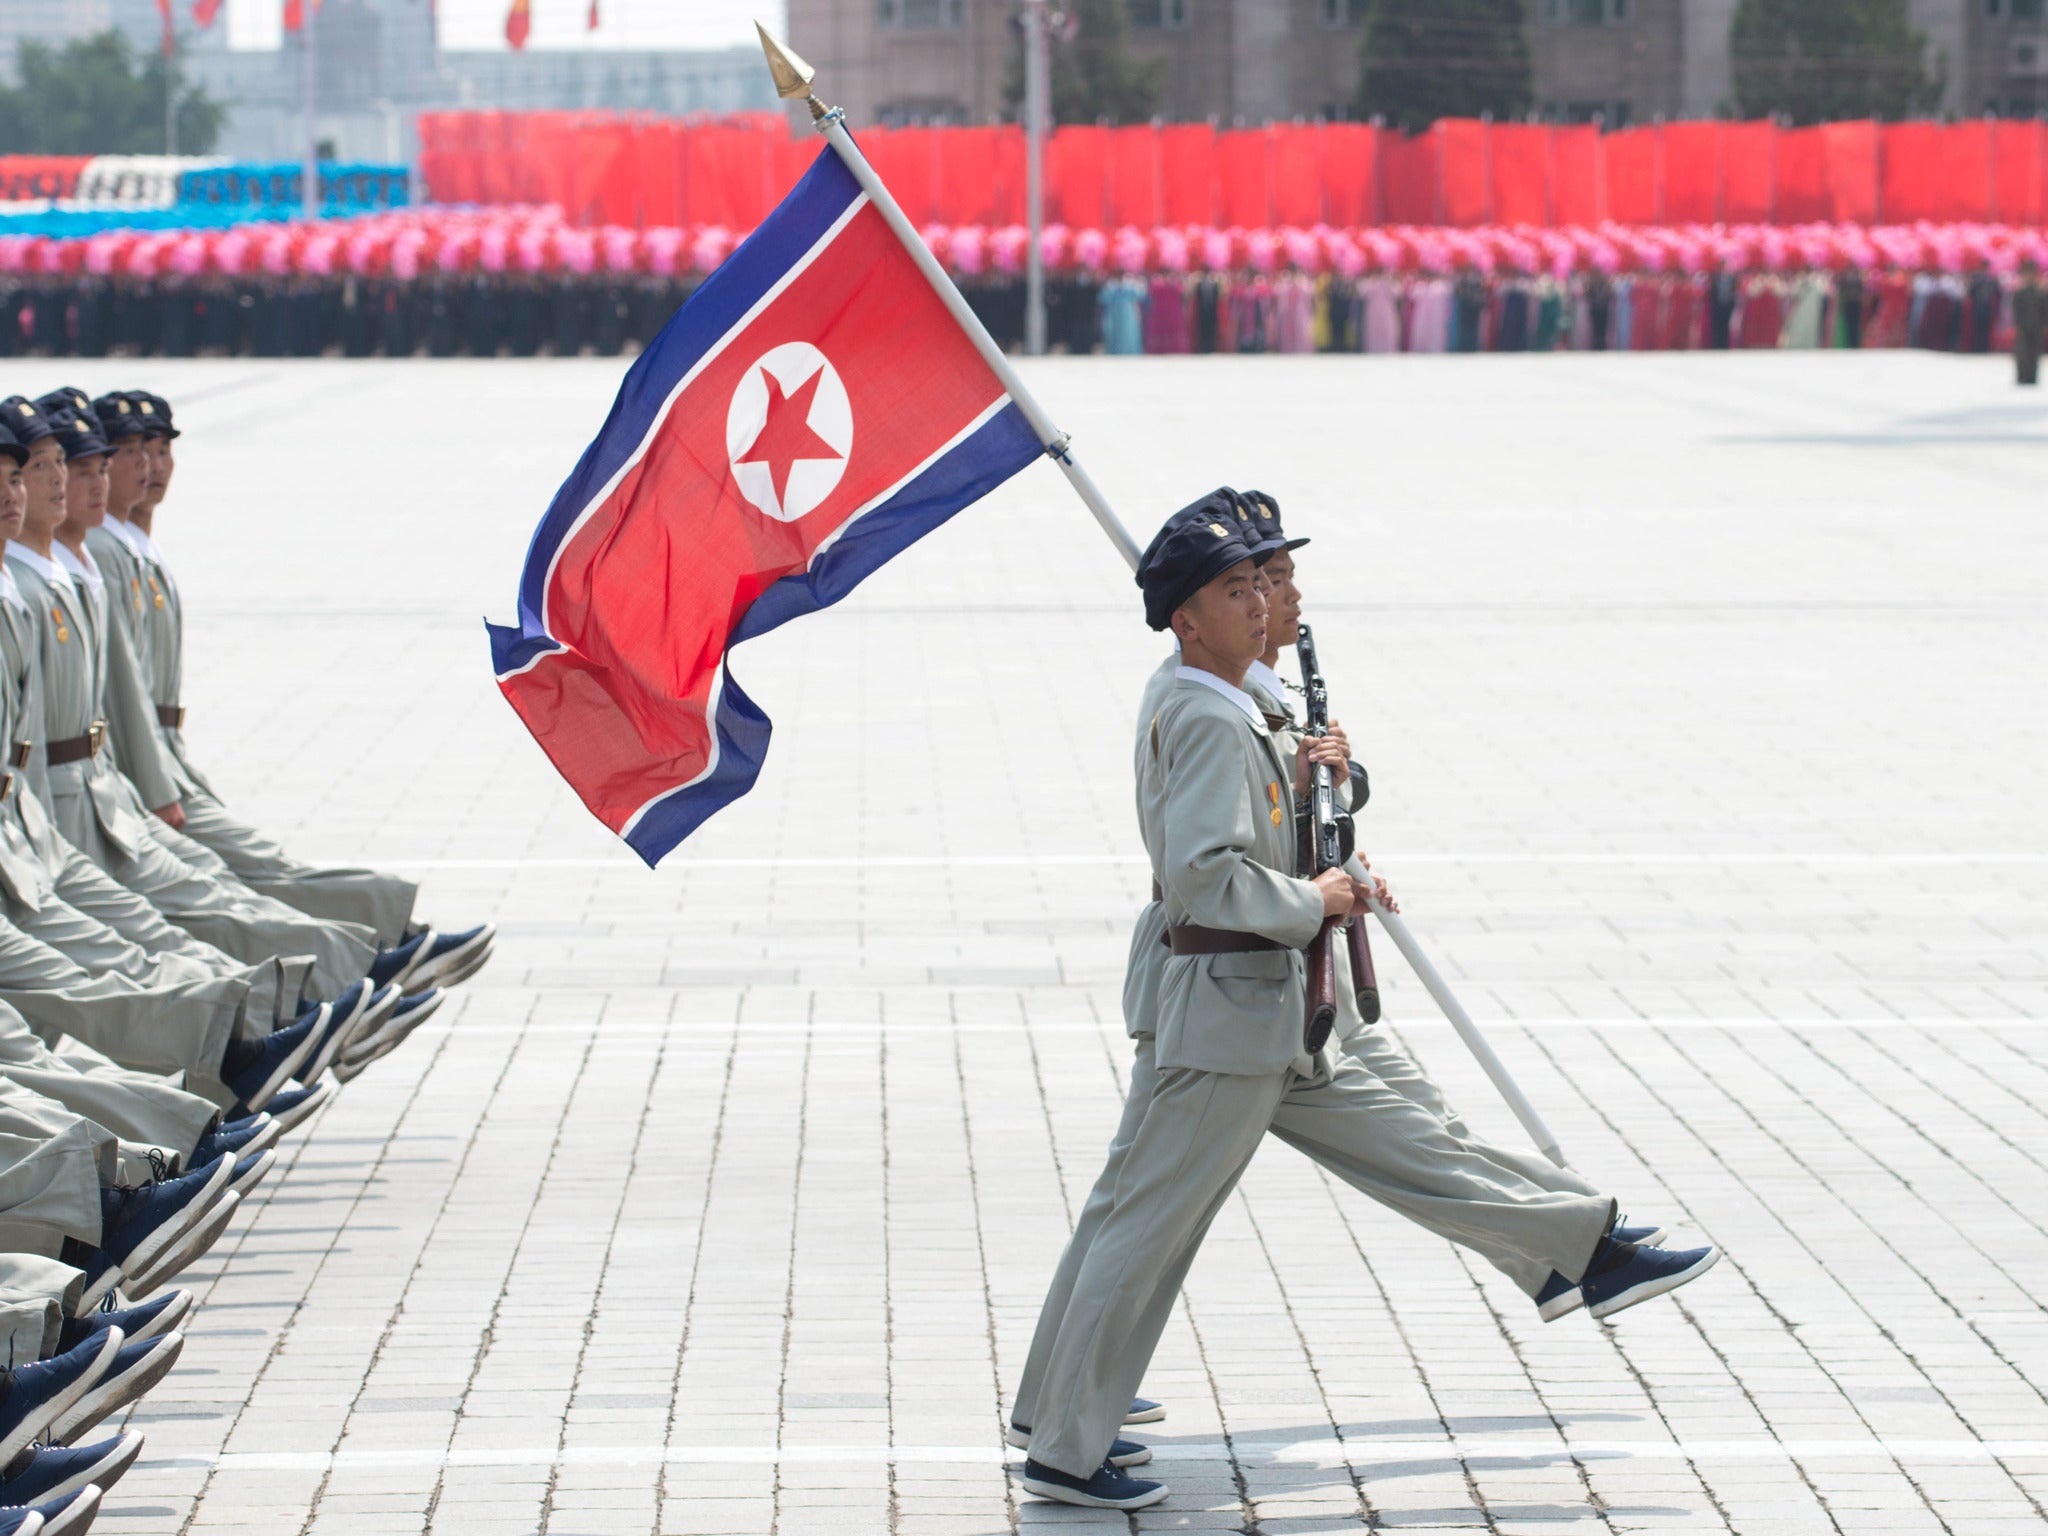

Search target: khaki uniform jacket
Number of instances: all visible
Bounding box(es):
[1140,673,1325,1077]
[87,524,208,798]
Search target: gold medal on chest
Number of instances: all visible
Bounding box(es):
[149,578,165,610]
[51,606,68,645]
[1267,782,1284,828]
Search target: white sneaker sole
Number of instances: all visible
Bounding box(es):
[342,991,443,1067]
[1538,1286,1584,1322]
[405,928,495,991]
[265,1080,335,1135]
[1123,1401,1166,1425]
[225,1147,276,1201]
[0,1329,123,1467]
[51,1331,184,1444]
[1019,1473,1168,1510]
[1589,1246,1721,1321]
[23,1429,141,1501]
[113,1151,234,1283]
[37,1484,102,1536]
[127,1192,239,1298]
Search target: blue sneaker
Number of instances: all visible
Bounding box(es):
[18,1481,101,1536]
[368,931,430,990]
[0,1431,142,1503]
[224,1149,275,1201]
[1615,1215,1669,1247]
[189,1115,279,1168]
[1002,1424,1149,1467]
[59,1290,190,1354]
[0,1328,124,1467]
[256,1083,333,1136]
[1582,1239,1721,1321]
[297,986,394,1084]
[1124,1396,1164,1425]
[49,1332,183,1444]
[82,1155,232,1310]
[1019,1455,1167,1510]
[403,924,495,990]
[336,989,441,1079]
[223,1006,326,1112]
[0,1507,39,1536]
[1535,1271,1583,1322]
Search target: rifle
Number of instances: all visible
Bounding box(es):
[1295,625,1380,1057]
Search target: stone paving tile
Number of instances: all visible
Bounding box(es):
[24,351,2047,1534]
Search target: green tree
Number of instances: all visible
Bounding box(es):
[1004,0,1162,127]
[1731,0,1943,123]
[1356,0,1532,132]
[0,32,227,155]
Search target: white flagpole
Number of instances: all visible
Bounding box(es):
[755,25,1566,1166]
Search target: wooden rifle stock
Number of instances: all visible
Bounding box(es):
[1346,915,1380,1024]
[1305,916,1339,1053]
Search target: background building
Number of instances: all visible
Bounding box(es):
[785,0,2041,131]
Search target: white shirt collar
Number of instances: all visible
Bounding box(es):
[1243,659,1287,707]
[1175,665,1263,727]
[6,545,70,588]
[0,565,24,613]
[54,542,102,591]
[104,517,147,556]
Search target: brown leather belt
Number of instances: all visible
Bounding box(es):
[156,704,184,729]
[1165,924,1288,956]
[6,743,27,769]
[45,721,105,766]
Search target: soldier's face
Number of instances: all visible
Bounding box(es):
[21,441,66,540]
[0,460,23,538]
[142,436,174,505]
[106,438,149,514]
[1173,558,1267,670]
[63,453,109,528]
[1261,551,1301,649]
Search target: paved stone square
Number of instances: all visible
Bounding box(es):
[21,348,2046,1535]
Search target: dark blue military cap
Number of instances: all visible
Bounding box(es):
[1137,489,1262,632]
[0,397,56,448]
[33,390,110,460]
[90,392,149,443]
[129,391,179,438]
[1240,489,1309,558]
[0,419,25,466]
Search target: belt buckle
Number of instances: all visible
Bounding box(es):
[169,705,185,730]
[86,720,105,756]
[7,742,26,769]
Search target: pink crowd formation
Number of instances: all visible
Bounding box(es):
[6,208,2048,283]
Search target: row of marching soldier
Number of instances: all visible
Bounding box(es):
[0,385,496,1536]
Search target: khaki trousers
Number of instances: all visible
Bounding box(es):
[1010,1021,1603,1434]
[1024,1054,1612,1480]
[0,1250,83,1363]
[178,787,418,947]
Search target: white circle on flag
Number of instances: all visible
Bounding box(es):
[725,342,854,523]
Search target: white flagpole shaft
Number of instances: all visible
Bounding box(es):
[817,93,1560,1164]
[1371,896,1567,1167]
[815,112,1141,570]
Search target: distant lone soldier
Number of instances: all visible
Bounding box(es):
[2012,259,2045,387]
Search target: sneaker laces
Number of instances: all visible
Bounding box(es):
[143,1148,172,1186]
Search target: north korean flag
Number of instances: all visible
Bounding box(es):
[486,141,1043,865]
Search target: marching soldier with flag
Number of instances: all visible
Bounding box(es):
[1014,504,1721,1511]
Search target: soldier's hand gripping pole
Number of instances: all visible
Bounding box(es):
[1296,624,1342,1055]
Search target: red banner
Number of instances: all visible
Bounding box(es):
[405,113,2048,232]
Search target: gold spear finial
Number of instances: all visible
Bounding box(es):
[756,23,826,121]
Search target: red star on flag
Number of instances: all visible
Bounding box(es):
[736,366,842,512]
